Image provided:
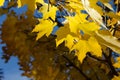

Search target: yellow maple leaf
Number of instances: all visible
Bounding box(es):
[66,0,80,3]
[66,1,83,12]
[32,19,56,40]
[56,24,70,47]
[36,1,48,13]
[88,37,102,57]
[32,4,57,40]
[112,75,120,80]
[66,13,99,35]
[35,0,45,12]
[35,0,57,20]
[56,24,79,49]
[89,0,103,14]
[66,16,80,34]
[65,34,79,50]
[43,6,58,20]
[78,22,100,34]
[72,40,89,63]
[81,0,107,29]
[0,0,21,8]
[68,2,82,9]
[17,0,22,8]
[95,30,120,54]
[35,0,44,4]
[115,0,119,5]
[107,12,120,21]
[20,0,35,12]
[66,13,87,34]
[0,0,4,6]
[71,37,102,63]
[117,11,120,16]
[113,57,120,68]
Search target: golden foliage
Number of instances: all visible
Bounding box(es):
[0,0,4,6]
[0,0,120,80]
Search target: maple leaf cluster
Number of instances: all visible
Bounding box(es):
[0,0,120,80]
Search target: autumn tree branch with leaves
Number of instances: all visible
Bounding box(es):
[0,0,120,80]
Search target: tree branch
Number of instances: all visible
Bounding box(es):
[86,60,100,80]
[102,52,119,77]
[62,55,91,80]
[87,53,106,62]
